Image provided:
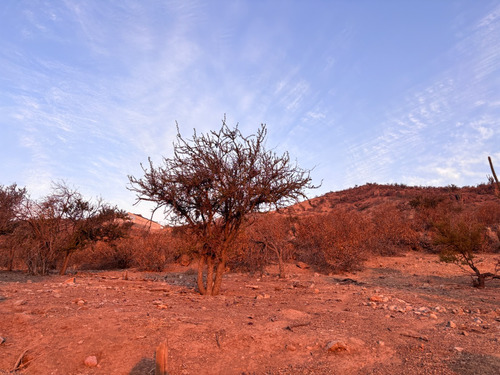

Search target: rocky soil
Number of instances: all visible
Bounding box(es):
[1,252,499,375]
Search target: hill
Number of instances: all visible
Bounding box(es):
[287,183,498,216]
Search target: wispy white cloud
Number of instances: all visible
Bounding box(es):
[1,1,499,218]
[342,4,500,188]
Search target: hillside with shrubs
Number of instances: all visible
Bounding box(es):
[3,182,498,285]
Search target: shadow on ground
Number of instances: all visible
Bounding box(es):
[448,351,500,375]
[129,357,155,375]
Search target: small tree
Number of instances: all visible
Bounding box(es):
[128,118,314,295]
[248,213,294,278]
[435,212,500,288]
[21,183,131,275]
[0,184,27,270]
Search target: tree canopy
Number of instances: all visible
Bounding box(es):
[129,118,315,295]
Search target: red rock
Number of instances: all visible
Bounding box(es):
[84,356,98,367]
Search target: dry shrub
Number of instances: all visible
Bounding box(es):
[475,201,500,226]
[227,230,266,275]
[71,229,183,271]
[229,214,295,277]
[435,210,500,287]
[294,209,370,273]
[369,203,419,255]
[73,240,134,270]
[131,231,180,271]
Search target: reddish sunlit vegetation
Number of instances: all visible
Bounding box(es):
[1,180,499,288]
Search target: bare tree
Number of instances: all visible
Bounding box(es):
[248,213,295,278]
[21,183,131,275]
[128,118,314,295]
[0,184,27,270]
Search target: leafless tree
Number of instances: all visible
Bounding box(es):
[128,118,314,295]
[20,182,131,275]
[248,213,295,278]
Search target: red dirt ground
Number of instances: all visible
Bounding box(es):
[1,252,499,374]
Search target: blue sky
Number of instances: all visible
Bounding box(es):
[1,0,499,220]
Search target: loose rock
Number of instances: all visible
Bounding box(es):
[84,356,98,367]
[326,340,349,353]
[447,321,457,328]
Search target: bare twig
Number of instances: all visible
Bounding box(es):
[400,333,429,342]
[285,321,312,331]
[12,349,29,372]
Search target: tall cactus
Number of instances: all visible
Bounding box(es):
[488,156,500,198]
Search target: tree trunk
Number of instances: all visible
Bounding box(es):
[278,256,286,279]
[206,256,214,295]
[196,252,227,296]
[474,274,486,288]
[212,260,226,296]
[59,251,72,275]
[272,245,286,279]
[197,255,217,295]
[7,247,15,271]
[197,256,207,295]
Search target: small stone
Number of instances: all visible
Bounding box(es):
[454,347,464,352]
[429,313,438,320]
[0,336,5,345]
[447,321,457,328]
[326,340,348,353]
[369,295,385,303]
[461,331,469,336]
[473,317,483,324]
[296,261,310,269]
[14,300,27,306]
[84,356,98,367]
[435,306,447,313]
[286,344,297,351]
[314,289,320,294]
[64,278,76,284]
[376,340,385,346]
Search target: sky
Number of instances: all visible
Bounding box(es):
[1,0,500,221]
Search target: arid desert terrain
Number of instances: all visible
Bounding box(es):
[1,252,499,375]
